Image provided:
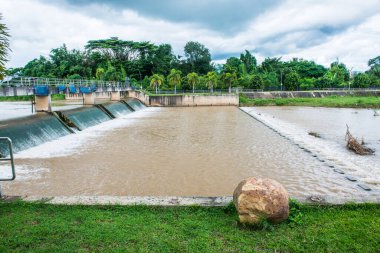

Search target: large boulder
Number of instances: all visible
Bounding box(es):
[233,177,289,224]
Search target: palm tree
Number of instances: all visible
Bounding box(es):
[0,14,11,80]
[167,69,181,94]
[150,74,164,93]
[205,71,217,93]
[187,72,199,93]
[222,72,237,93]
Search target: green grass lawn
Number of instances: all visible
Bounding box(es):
[0,201,379,252]
[240,94,380,108]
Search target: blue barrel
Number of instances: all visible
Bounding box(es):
[91,84,97,92]
[57,84,66,92]
[34,85,49,96]
[79,86,92,94]
[69,84,77,93]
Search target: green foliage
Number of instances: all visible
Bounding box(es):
[221,72,237,90]
[187,72,199,92]
[5,33,380,92]
[205,71,217,91]
[299,78,316,90]
[284,71,300,91]
[184,41,212,75]
[240,50,257,74]
[285,58,327,79]
[0,14,10,80]
[167,68,182,90]
[150,74,164,93]
[353,73,371,88]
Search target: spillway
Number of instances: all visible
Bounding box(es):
[104,102,133,117]
[0,114,72,155]
[59,107,112,130]
[0,98,145,155]
[126,99,145,111]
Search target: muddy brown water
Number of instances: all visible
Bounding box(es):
[1,106,375,198]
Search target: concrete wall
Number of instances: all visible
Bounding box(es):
[243,90,380,99]
[149,94,239,106]
[125,90,150,105]
[125,91,238,106]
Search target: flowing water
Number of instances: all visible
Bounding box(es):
[104,102,133,117]
[1,106,377,199]
[241,107,380,191]
[0,114,72,155]
[61,107,112,130]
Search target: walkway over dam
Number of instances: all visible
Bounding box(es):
[0,77,239,109]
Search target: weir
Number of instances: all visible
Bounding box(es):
[126,99,146,111]
[59,107,113,131]
[0,114,72,155]
[104,102,133,117]
[0,98,145,155]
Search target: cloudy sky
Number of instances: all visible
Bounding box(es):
[1,0,380,70]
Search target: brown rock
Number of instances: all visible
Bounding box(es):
[233,177,289,224]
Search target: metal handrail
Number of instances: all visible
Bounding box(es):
[0,137,16,181]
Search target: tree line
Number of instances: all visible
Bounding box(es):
[4,36,380,91]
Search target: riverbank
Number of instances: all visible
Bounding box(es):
[0,94,65,102]
[0,201,379,252]
[240,94,380,108]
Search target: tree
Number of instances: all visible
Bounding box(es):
[151,44,175,76]
[0,14,10,80]
[150,74,164,93]
[187,72,199,93]
[205,71,218,93]
[284,71,300,91]
[240,50,257,74]
[184,41,212,75]
[249,74,264,90]
[167,69,181,93]
[368,56,380,79]
[259,57,283,73]
[221,72,237,92]
[104,61,122,81]
[225,57,241,74]
[95,67,105,80]
[353,73,371,88]
[285,58,326,79]
[329,61,350,87]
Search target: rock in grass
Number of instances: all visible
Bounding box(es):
[233,177,289,225]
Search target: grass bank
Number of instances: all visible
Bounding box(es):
[240,94,380,108]
[144,91,230,96]
[0,94,65,102]
[0,201,379,252]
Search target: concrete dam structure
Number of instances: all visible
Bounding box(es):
[0,98,145,155]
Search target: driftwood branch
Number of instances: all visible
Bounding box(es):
[345,125,374,155]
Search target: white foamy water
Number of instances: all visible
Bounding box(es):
[241,107,380,189]
[16,107,160,159]
[0,164,48,181]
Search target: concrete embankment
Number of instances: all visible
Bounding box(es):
[127,91,239,106]
[243,90,380,99]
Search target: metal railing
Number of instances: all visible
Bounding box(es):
[0,137,15,181]
[0,76,128,89]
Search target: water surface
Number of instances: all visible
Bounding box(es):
[2,106,375,199]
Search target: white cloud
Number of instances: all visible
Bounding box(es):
[1,0,380,71]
